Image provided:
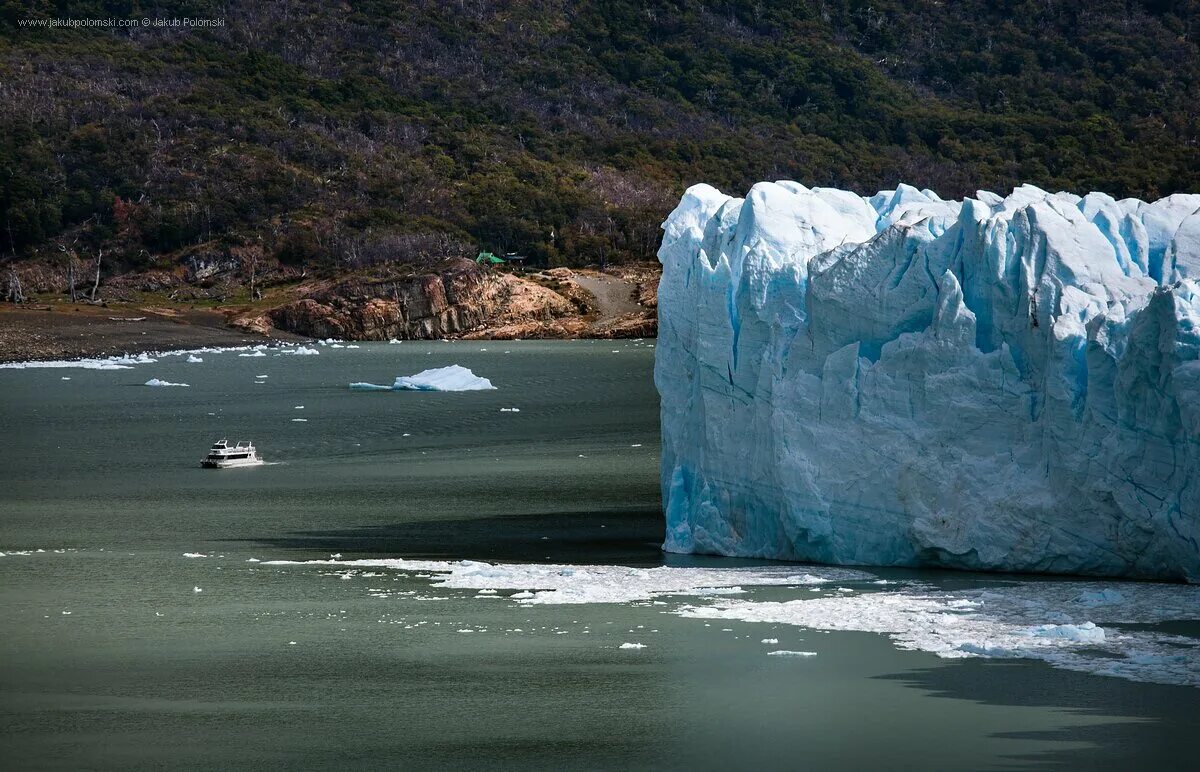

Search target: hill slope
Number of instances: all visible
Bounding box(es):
[2,0,1198,280]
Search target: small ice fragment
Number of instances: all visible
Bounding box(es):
[761,638,779,644]
[630,444,642,447]
[246,558,261,563]
[500,407,520,412]
[61,376,71,380]
[193,586,203,593]
[619,642,646,649]
[183,552,207,558]
[768,650,818,657]
[186,355,203,363]
[145,378,189,387]
[238,350,266,357]
[294,406,304,409]
[291,418,308,422]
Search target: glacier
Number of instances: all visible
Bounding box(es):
[656,181,1200,582]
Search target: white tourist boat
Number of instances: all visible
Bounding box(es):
[200,439,265,469]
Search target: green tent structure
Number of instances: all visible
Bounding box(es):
[476,251,505,265]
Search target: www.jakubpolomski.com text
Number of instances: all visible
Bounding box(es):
[17,17,225,29]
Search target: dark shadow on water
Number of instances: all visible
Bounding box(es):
[876,658,1200,771]
[246,509,679,566]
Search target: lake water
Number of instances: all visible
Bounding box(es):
[1,340,1197,770]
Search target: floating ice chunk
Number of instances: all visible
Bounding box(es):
[256,374,268,378]
[192,586,203,593]
[186,355,203,363]
[349,365,496,392]
[291,418,308,422]
[238,350,266,357]
[761,638,779,644]
[145,378,189,387]
[183,552,208,558]
[619,642,646,649]
[61,376,71,380]
[349,382,391,391]
[768,650,817,657]
[1075,589,1125,606]
[246,558,261,563]
[500,407,520,412]
[284,346,320,356]
[1026,622,1106,643]
[294,406,304,409]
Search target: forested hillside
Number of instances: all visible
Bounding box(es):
[3,0,1198,275]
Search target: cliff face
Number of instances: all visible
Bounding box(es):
[264,259,578,340]
[658,181,1200,582]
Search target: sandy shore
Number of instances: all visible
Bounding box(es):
[0,303,304,363]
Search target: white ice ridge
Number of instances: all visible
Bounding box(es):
[657,181,1200,581]
[0,342,320,370]
[679,581,1200,687]
[261,558,866,604]
[0,352,157,370]
[349,364,496,392]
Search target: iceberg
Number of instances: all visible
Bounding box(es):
[349,364,496,392]
[144,378,189,387]
[657,181,1200,582]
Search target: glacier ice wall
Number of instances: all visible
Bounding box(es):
[656,182,1200,581]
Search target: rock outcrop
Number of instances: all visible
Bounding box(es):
[265,259,577,340]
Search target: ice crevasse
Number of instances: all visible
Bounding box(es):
[656,181,1200,581]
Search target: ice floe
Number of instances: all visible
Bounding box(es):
[145,378,189,387]
[186,355,203,363]
[262,557,862,604]
[678,581,1200,687]
[349,365,496,392]
[0,352,157,370]
[260,556,1200,686]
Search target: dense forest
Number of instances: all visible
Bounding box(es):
[2,0,1198,275]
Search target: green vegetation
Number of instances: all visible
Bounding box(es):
[1,0,1197,273]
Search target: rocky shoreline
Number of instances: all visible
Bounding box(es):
[0,262,658,363]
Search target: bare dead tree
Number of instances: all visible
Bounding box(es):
[6,266,25,303]
[90,247,103,302]
[56,240,81,302]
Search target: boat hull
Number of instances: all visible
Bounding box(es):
[200,457,265,469]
